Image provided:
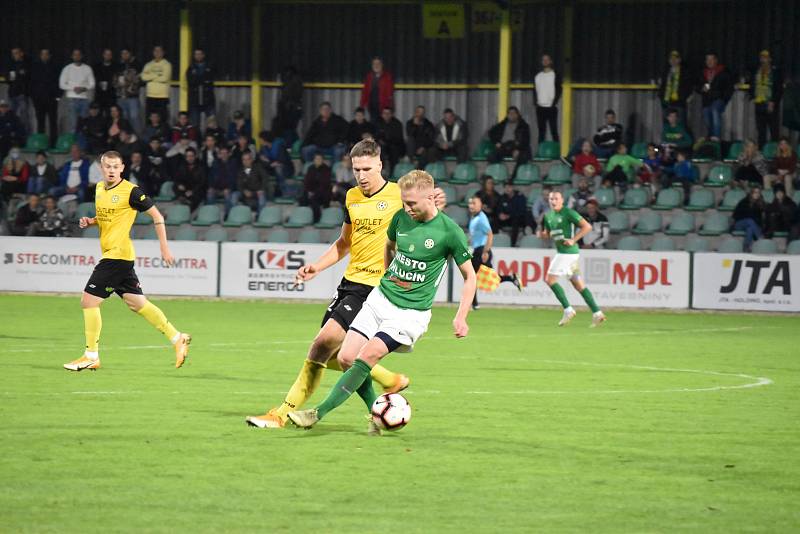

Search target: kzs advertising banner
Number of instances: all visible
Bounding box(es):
[692,253,799,311]
[0,236,218,296]
[453,248,691,309]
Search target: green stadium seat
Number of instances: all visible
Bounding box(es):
[291,139,302,159]
[484,163,509,183]
[619,188,649,210]
[392,162,415,181]
[296,161,313,178]
[665,212,695,235]
[50,133,77,154]
[314,207,344,229]
[192,205,221,226]
[140,226,158,240]
[717,238,743,253]
[752,239,778,254]
[608,211,630,233]
[698,213,730,236]
[526,187,543,207]
[254,206,283,228]
[518,235,546,248]
[725,141,743,162]
[686,189,715,211]
[719,189,746,212]
[155,181,175,201]
[459,187,480,207]
[513,163,540,185]
[266,228,290,243]
[705,165,733,188]
[492,233,512,248]
[471,139,493,161]
[617,236,643,250]
[652,188,681,210]
[174,227,198,241]
[762,189,775,203]
[235,227,260,242]
[165,204,191,226]
[762,141,778,159]
[562,187,577,202]
[594,187,616,208]
[223,205,253,227]
[424,161,448,183]
[274,195,296,205]
[450,162,477,184]
[543,163,571,185]
[284,206,314,228]
[650,236,676,251]
[630,142,649,159]
[82,226,100,238]
[786,240,800,254]
[438,185,457,207]
[534,141,560,161]
[203,227,228,242]
[134,211,151,225]
[75,202,96,220]
[632,212,662,235]
[444,206,469,227]
[793,191,800,205]
[685,236,711,252]
[24,133,49,152]
[297,229,322,243]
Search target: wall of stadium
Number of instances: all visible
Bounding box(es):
[2,236,798,311]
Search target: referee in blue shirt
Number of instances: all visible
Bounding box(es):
[468,194,522,309]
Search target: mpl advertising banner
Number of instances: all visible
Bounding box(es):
[692,253,800,312]
[219,242,449,302]
[452,248,690,308]
[0,236,218,296]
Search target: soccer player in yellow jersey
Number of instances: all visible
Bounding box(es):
[63,151,191,371]
[246,139,446,429]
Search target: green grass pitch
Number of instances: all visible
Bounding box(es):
[1,294,798,532]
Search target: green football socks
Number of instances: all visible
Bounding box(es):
[316,359,373,419]
[549,283,571,309]
[580,288,601,313]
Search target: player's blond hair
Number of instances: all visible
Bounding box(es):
[100,150,123,164]
[398,170,435,190]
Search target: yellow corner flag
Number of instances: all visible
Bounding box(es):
[476,265,501,292]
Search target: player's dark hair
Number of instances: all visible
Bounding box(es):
[100,150,123,163]
[354,107,365,114]
[350,139,381,159]
[443,108,454,114]
[185,147,197,155]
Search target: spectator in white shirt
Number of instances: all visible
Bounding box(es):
[59,49,95,134]
[534,54,562,143]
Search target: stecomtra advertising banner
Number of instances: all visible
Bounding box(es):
[0,236,218,296]
[452,248,690,309]
[692,253,799,312]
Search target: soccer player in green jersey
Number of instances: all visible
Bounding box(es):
[287,170,477,433]
[537,190,606,327]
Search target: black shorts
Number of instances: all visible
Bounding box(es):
[84,259,144,299]
[321,278,374,330]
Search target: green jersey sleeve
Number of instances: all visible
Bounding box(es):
[386,210,401,241]
[565,208,584,226]
[448,218,472,265]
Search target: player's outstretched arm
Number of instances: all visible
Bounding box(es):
[146,205,175,266]
[453,260,476,338]
[296,222,352,282]
[384,238,396,269]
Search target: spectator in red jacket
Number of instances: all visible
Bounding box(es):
[572,140,602,189]
[360,57,394,122]
[171,111,199,145]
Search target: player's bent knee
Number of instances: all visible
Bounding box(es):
[309,335,339,363]
[337,351,356,370]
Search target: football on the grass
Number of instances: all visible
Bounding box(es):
[371,393,411,431]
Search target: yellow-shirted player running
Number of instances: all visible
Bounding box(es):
[246,140,446,429]
[63,151,191,371]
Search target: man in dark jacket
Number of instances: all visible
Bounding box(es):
[77,102,108,154]
[301,102,348,163]
[234,151,272,211]
[697,52,734,141]
[732,187,766,252]
[93,48,117,117]
[488,106,531,172]
[497,181,528,246]
[590,109,623,159]
[749,50,784,148]
[173,147,207,210]
[375,107,405,173]
[300,152,332,223]
[658,50,693,126]
[207,145,238,211]
[30,49,61,145]
[347,107,376,148]
[187,48,215,128]
[272,65,303,144]
[405,105,436,169]
[6,47,31,134]
[114,48,142,134]
[432,108,469,163]
[0,100,26,161]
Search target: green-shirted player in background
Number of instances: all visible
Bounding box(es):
[287,170,477,433]
[537,190,606,327]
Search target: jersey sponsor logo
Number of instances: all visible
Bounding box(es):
[387,251,428,283]
[409,244,415,252]
[140,194,146,201]
[105,286,115,293]
[376,201,388,211]
[424,239,435,249]
[111,195,119,203]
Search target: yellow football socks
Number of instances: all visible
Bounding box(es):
[275,359,326,420]
[137,301,180,343]
[83,307,102,353]
[369,364,399,390]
